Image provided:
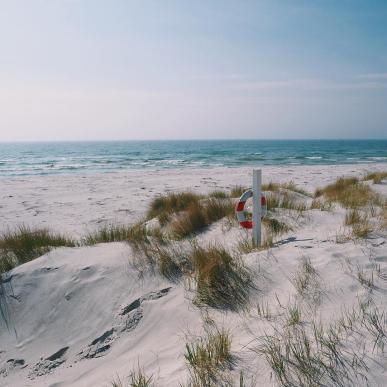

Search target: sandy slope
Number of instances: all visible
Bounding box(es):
[1,164,387,386]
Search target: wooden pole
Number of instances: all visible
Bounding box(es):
[252,169,262,246]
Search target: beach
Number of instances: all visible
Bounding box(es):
[2,163,387,237]
[1,162,387,386]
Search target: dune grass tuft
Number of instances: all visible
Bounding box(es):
[230,185,248,198]
[263,181,311,197]
[147,191,202,225]
[189,244,252,310]
[266,191,308,212]
[208,190,229,199]
[83,223,149,246]
[170,198,234,239]
[111,365,153,387]
[0,225,75,276]
[257,319,368,387]
[291,257,321,305]
[363,171,387,184]
[184,326,232,386]
[315,176,378,209]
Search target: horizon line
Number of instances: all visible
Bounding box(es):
[1,137,387,143]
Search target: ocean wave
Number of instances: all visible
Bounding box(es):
[367,157,387,160]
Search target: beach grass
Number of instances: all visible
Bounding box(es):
[111,366,153,387]
[0,225,75,275]
[315,176,378,208]
[363,171,387,184]
[189,244,252,310]
[83,223,149,245]
[257,319,368,387]
[262,180,311,197]
[147,191,202,225]
[170,198,234,239]
[184,326,232,386]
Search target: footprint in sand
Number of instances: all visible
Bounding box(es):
[29,347,69,378]
[0,359,27,377]
[76,287,172,361]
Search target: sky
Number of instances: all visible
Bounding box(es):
[0,0,387,141]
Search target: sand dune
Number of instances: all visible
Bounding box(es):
[1,164,387,386]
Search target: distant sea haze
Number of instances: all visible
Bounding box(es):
[0,140,386,177]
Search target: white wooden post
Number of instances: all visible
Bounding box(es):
[252,169,262,246]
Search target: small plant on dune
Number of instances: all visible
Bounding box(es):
[363,171,387,184]
[170,198,234,239]
[148,243,185,281]
[266,191,308,213]
[263,217,291,236]
[130,234,188,280]
[262,181,280,191]
[309,198,333,211]
[344,209,362,226]
[351,221,373,239]
[0,225,75,274]
[236,236,256,254]
[315,176,378,209]
[257,318,369,387]
[236,232,274,254]
[205,198,235,222]
[257,299,272,320]
[83,222,149,245]
[111,365,153,387]
[184,326,232,386]
[361,304,387,352]
[189,244,252,310]
[262,181,311,197]
[355,264,375,289]
[291,257,321,305]
[170,202,208,239]
[286,304,302,327]
[230,185,248,198]
[208,190,229,199]
[147,191,202,225]
[281,181,311,197]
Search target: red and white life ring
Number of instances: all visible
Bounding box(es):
[236,189,267,229]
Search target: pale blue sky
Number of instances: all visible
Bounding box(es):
[1,0,387,140]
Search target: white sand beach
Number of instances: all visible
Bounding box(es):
[1,163,387,387]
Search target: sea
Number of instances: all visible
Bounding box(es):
[0,139,386,177]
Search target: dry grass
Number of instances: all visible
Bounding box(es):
[189,244,252,310]
[263,181,311,197]
[363,171,387,184]
[208,190,229,199]
[262,217,291,236]
[291,257,321,305]
[184,326,232,386]
[315,177,377,209]
[111,365,153,387]
[230,185,248,198]
[170,198,234,239]
[83,223,150,245]
[257,319,368,387]
[0,225,75,275]
[343,209,374,239]
[266,191,308,212]
[147,191,202,225]
[309,198,333,211]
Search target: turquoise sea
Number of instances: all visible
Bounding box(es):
[0,140,386,177]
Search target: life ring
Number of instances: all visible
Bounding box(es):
[236,189,267,229]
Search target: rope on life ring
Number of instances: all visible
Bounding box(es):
[235,189,267,229]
